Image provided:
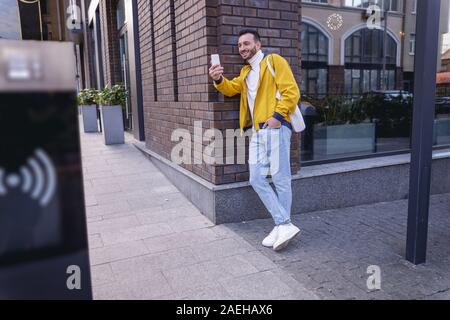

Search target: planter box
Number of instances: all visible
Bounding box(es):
[434,118,450,145]
[100,105,124,145]
[81,104,98,133]
[314,123,376,156]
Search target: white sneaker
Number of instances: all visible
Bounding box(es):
[262,226,279,247]
[273,223,300,251]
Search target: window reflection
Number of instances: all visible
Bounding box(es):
[301,23,329,98]
[299,0,450,164]
[300,0,450,164]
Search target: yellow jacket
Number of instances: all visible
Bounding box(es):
[213,53,300,133]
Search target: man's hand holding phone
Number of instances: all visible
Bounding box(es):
[209,54,223,82]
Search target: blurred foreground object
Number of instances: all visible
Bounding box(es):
[0,40,92,300]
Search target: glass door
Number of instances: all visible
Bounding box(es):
[117,0,132,131]
[119,31,132,131]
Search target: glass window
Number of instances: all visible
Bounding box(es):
[301,23,329,98]
[302,68,328,97]
[344,28,397,94]
[116,0,126,29]
[299,0,427,165]
[345,28,396,65]
[345,0,399,12]
[435,0,450,148]
[302,0,328,3]
[409,33,416,55]
[302,24,328,62]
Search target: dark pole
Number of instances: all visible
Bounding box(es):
[381,0,389,90]
[406,0,441,265]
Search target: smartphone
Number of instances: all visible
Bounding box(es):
[211,54,221,66]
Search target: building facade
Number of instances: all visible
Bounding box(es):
[0,0,80,41]
[302,0,405,97]
[301,0,449,96]
[0,0,85,90]
[138,0,302,184]
[81,0,302,185]
[77,0,450,224]
[0,0,21,40]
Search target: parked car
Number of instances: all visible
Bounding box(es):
[435,96,450,106]
[370,90,413,102]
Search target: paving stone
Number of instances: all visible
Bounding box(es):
[89,240,149,265]
[214,254,260,278]
[81,121,450,300]
[87,215,140,234]
[219,270,299,300]
[91,183,122,195]
[88,234,104,249]
[90,263,115,286]
[85,170,113,180]
[93,190,149,205]
[93,271,172,300]
[110,247,199,281]
[166,216,215,233]
[100,222,174,245]
[190,238,255,262]
[173,284,233,300]
[86,201,131,218]
[136,205,201,225]
[143,228,223,253]
[240,251,278,272]
[163,264,224,292]
[84,195,98,207]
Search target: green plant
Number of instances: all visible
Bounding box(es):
[98,84,128,109]
[360,93,412,137]
[345,98,369,124]
[77,88,99,106]
[315,96,353,126]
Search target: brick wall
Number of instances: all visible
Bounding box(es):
[396,67,403,90]
[211,0,301,181]
[328,66,345,95]
[326,66,403,95]
[138,0,301,185]
[100,0,121,87]
[153,0,177,101]
[138,0,155,100]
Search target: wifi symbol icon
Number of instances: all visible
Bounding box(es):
[0,149,57,207]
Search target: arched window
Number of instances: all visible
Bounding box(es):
[301,23,329,97]
[344,28,397,95]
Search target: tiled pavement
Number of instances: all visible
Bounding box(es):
[81,128,316,300]
[229,197,450,300]
[81,124,450,300]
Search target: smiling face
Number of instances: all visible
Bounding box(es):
[238,33,261,62]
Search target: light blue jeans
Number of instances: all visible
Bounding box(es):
[249,125,292,226]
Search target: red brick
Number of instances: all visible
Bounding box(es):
[233,7,257,16]
[270,19,290,29]
[130,0,301,185]
[220,16,245,25]
[245,17,269,28]
[269,0,291,11]
[257,9,280,19]
[244,0,268,9]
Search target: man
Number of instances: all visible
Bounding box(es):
[208,29,301,251]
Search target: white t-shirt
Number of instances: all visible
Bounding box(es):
[245,50,264,126]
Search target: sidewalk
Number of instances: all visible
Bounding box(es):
[81,125,450,300]
[81,127,316,300]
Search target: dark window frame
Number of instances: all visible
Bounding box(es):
[344,28,397,94]
[301,23,329,97]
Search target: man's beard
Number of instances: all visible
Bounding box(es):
[243,47,259,62]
